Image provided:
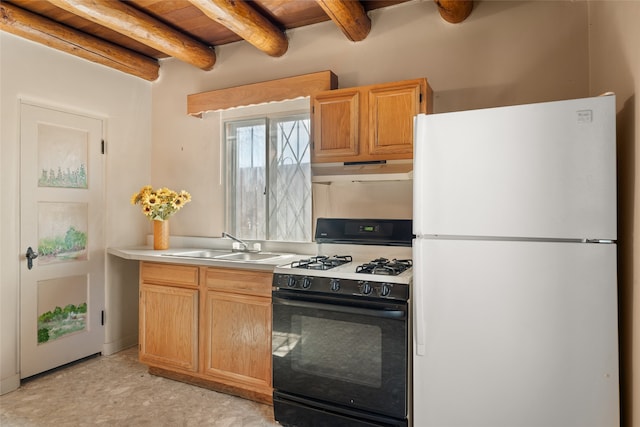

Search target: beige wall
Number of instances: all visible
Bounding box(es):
[589,3,640,426]
[151,0,591,236]
[0,33,151,393]
[150,1,638,425]
[1,0,637,424]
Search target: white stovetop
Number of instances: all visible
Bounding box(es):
[274,243,413,284]
[274,260,413,284]
[316,243,412,260]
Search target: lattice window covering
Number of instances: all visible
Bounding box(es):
[225,113,311,242]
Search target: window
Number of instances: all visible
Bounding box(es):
[224,108,311,242]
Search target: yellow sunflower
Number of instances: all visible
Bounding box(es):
[131,185,192,221]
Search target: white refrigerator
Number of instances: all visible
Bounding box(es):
[412,95,620,427]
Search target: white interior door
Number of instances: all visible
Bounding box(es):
[20,101,105,379]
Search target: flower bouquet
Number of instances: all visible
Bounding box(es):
[131,185,192,249]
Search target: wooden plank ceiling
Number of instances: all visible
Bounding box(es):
[0,0,473,81]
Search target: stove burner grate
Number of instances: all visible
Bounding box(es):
[291,255,352,270]
[356,258,412,276]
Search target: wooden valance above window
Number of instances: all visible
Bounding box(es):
[187,70,338,117]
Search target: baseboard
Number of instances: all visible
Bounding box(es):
[103,334,138,356]
[0,373,20,395]
[148,366,273,405]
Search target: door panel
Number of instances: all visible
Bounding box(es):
[311,90,359,159]
[20,102,105,378]
[413,96,616,239]
[139,283,198,372]
[368,82,420,155]
[412,238,619,427]
[272,295,407,418]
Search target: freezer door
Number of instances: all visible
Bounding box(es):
[412,238,619,427]
[413,96,616,240]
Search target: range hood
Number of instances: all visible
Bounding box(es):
[311,160,413,183]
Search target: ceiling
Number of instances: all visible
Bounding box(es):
[0,0,473,81]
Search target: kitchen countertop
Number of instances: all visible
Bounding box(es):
[108,246,303,272]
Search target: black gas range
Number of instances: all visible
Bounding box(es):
[273,254,412,300]
[272,219,412,427]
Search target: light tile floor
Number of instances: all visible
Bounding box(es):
[0,347,280,426]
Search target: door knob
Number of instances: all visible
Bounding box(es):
[25,246,38,270]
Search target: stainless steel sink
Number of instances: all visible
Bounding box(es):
[167,250,231,259]
[165,250,284,262]
[214,252,282,262]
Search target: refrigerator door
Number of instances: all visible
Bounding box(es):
[412,238,619,427]
[413,96,616,240]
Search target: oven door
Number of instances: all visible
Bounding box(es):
[272,289,407,419]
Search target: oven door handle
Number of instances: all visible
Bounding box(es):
[272,296,406,320]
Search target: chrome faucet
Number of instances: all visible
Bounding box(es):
[221,232,251,252]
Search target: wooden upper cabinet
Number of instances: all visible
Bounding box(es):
[368,81,424,156]
[311,78,432,163]
[312,89,359,159]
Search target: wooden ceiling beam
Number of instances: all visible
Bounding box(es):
[434,0,473,24]
[45,0,216,70]
[186,0,288,57]
[0,2,159,81]
[315,0,371,42]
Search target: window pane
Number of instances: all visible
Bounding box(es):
[226,119,266,240]
[225,112,311,243]
[269,114,311,241]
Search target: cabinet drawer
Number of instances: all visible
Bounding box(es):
[205,268,272,297]
[140,261,199,288]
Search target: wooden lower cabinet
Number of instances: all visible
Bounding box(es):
[139,283,199,372]
[203,291,272,399]
[138,261,273,405]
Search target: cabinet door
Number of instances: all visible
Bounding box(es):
[312,89,359,161]
[367,81,424,158]
[139,283,198,372]
[203,291,272,390]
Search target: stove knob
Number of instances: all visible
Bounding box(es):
[287,276,297,288]
[330,278,340,292]
[379,283,391,297]
[302,277,312,289]
[360,282,373,295]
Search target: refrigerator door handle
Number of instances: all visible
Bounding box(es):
[413,239,426,356]
[412,115,426,235]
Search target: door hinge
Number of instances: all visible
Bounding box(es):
[101,140,106,154]
[101,310,105,326]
